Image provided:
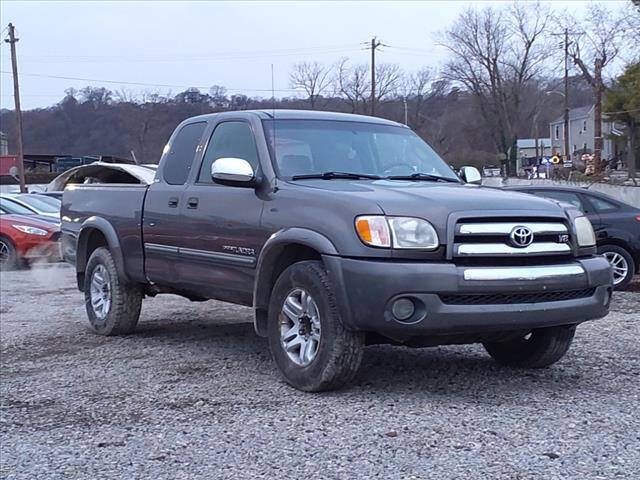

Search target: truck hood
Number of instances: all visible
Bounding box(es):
[291,179,567,217]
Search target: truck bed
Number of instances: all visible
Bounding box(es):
[61,183,149,283]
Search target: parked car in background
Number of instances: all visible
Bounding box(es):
[0,213,61,270]
[0,197,60,225]
[505,185,640,288]
[0,194,60,221]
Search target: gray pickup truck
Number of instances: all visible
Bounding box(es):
[62,110,612,391]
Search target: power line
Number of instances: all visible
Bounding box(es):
[5,45,364,63]
[0,70,303,93]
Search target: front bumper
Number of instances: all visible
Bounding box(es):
[323,255,612,338]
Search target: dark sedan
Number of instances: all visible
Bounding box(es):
[505,185,640,288]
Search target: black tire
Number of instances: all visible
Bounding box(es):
[267,260,365,392]
[597,244,635,290]
[84,247,142,335]
[0,236,19,271]
[483,326,576,368]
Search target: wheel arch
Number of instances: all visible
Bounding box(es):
[252,228,338,336]
[76,217,128,290]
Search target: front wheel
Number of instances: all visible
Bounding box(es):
[84,247,142,335]
[267,260,365,392]
[483,326,576,368]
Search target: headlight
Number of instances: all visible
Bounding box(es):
[388,217,439,249]
[12,224,49,236]
[355,215,439,249]
[573,216,596,247]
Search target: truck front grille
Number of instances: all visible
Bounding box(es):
[453,218,572,258]
[439,288,596,305]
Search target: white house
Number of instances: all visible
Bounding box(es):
[549,105,623,161]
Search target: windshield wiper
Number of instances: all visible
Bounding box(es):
[291,171,381,180]
[385,172,460,183]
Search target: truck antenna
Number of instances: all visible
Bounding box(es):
[271,63,277,183]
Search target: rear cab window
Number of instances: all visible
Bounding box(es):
[163,122,207,185]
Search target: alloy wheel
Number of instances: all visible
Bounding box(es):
[90,264,112,320]
[603,251,628,285]
[279,288,321,367]
[0,240,8,265]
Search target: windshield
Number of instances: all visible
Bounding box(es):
[0,197,36,215]
[15,195,59,213]
[262,119,458,181]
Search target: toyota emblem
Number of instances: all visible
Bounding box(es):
[509,226,534,248]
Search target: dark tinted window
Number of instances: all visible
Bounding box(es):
[198,122,259,183]
[532,190,585,211]
[589,195,618,212]
[164,122,206,185]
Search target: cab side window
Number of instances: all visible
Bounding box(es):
[163,122,207,185]
[198,122,260,183]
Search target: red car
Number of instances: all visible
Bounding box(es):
[0,213,60,270]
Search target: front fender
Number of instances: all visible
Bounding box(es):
[252,228,339,335]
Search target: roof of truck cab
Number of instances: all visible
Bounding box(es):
[188,109,407,127]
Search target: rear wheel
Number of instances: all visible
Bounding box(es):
[0,237,19,271]
[598,244,635,289]
[267,260,365,392]
[84,247,142,335]
[483,326,576,368]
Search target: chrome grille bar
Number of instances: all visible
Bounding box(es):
[458,222,567,235]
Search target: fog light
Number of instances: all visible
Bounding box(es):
[391,298,415,321]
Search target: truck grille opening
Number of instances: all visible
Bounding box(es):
[453,217,572,259]
[439,288,596,305]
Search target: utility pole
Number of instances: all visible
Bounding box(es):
[369,37,382,116]
[403,96,408,125]
[5,23,27,193]
[551,28,573,166]
[563,28,570,165]
[593,57,604,172]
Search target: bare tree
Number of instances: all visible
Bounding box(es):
[374,63,403,104]
[290,61,334,109]
[439,2,552,173]
[565,3,628,171]
[336,58,370,113]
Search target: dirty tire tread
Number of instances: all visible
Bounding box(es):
[268,260,364,392]
[483,326,576,368]
[84,247,142,336]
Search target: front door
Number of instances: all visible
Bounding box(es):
[143,121,207,285]
[176,120,267,305]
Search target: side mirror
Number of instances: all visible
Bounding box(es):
[211,157,255,185]
[459,166,482,185]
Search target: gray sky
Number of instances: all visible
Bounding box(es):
[0,0,625,110]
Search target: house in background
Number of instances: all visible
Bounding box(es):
[508,138,552,175]
[549,105,624,163]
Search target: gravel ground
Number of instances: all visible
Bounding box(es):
[1,264,639,480]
